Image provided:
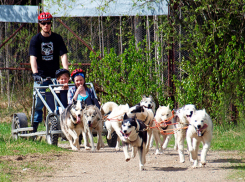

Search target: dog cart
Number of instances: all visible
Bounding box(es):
[11,78,118,147]
[11,78,104,146]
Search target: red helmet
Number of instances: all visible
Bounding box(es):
[71,68,86,81]
[38,12,52,22]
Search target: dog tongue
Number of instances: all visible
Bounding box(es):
[77,116,81,123]
[187,116,191,123]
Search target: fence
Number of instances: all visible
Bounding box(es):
[0,14,183,106]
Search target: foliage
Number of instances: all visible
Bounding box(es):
[89,35,171,107]
[172,0,245,124]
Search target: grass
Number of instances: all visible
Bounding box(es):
[0,122,67,181]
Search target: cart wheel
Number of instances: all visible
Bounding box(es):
[106,131,118,147]
[12,113,28,140]
[46,114,58,145]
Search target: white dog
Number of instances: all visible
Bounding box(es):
[152,104,174,155]
[128,95,156,153]
[60,100,85,151]
[174,104,196,163]
[186,109,213,168]
[83,104,105,151]
[105,104,130,150]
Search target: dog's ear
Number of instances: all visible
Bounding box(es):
[123,113,128,120]
[142,95,146,99]
[149,95,153,99]
[73,99,77,105]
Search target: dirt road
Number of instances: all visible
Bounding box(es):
[22,143,244,182]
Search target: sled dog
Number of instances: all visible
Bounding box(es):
[105,104,130,150]
[60,100,85,151]
[121,113,147,171]
[152,104,174,155]
[186,109,213,168]
[129,95,156,153]
[174,104,196,163]
[83,104,105,151]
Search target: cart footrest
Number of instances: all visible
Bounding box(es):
[50,130,63,134]
[12,127,34,134]
[18,131,46,137]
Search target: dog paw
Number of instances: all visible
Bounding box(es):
[71,147,78,151]
[200,162,206,167]
[192,165,198,169]
[131,154,136,158]
[85,146,91,150]
[155,150,163,155]
[180,160,185,163]
[115,147,120,151]
[139,165,145,171]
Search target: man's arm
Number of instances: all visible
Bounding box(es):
[30,56,38,74]
[61,54,68,70]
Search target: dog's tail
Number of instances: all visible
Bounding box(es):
[101,101,118,115]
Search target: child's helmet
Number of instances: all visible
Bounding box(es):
[55,69,70,79]
[38,12,53,22]
[71,68,86,82]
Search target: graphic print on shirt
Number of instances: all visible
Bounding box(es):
[41,42,53,61]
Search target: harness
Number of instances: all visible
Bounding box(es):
[142,112,149,124]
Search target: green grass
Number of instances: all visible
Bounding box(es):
[0,122,67,181]
[212,123,245,150]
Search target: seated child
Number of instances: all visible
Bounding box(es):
[54,69,70,113]
[68,68,100,109]
[54,68,70,91]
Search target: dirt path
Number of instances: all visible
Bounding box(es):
[22,143,244,182]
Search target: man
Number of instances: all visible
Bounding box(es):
[29,12,69,132]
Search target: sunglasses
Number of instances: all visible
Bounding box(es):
[40,22,51,25]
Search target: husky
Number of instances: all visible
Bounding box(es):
[121,113,147,171]
[129,95,156,153]
[60,100,86,151]
[104,104,130,150]
[186,109,213,168]
[83,104,105,151]
[100,101,118,116]
[174,104,196,163]
[152,104,174,155]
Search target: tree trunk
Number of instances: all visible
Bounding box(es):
[134,16,143,50]
[101,16,104,57]
[98,17,101,57]
[5,22,10,108]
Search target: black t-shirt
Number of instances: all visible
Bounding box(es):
[29,32,68,78]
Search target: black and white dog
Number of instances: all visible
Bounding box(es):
[121,113,147,171]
